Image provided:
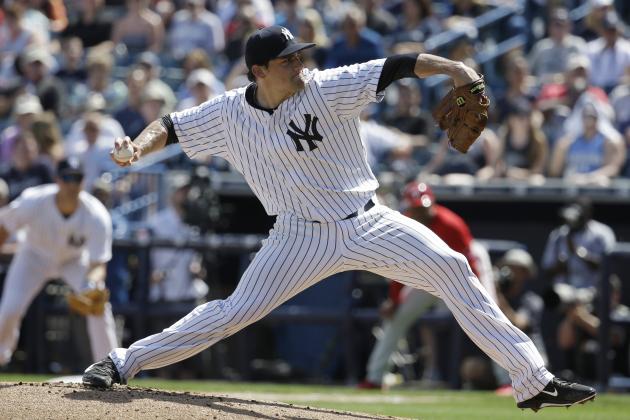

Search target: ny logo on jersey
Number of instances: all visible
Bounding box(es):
[286,114,323,151]
[68,233,86,248]
[280,27,294,41]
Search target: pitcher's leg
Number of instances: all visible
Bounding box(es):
[0,251,50,365]
[346,208,552,402]
[366,289,437,384]
[110,219,340,381]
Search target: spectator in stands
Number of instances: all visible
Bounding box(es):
[30,0,68,34]
[421,128,501,183]
[528,8,587,83]
[359,182,494,389]
[167,0,225,62]
[223,3,264,65]
[0,130,53,200]
[175,49,225,104]
[496,98,548,182]
[0,5,38,83]
[358,0,397,37]
[20,46,65,117]
[0,94,43,165]
[536,89,572,151]
[382,79,434,138]
[217,0,275,29]
[114,67,150,140]
[30,111,63,170]
[443,0,487,31]
[586,11,630,94]
[0,84,22,134]
[537,54,614,145]
[491,249,547,394]
[274,0,305,36]
[297,8,330,69]
[61,0,113,49]
[541,197,616,380]
[68,51,127,118]
[325,4,385,68]
[494,53,538,123]
[147,173,208,303]
[389,0,442,53]
[543,197,615,291]
[55,36,87,94]
[65,94,125,158]
[549,102,625,185]
[577,0,618,42]
[134,51,177,112]
[18,0,52,46]
[359,109,413,175]
[76,111,120,190]
[111,0,165,56]
[176,69,219,111]
[139,80,175,126]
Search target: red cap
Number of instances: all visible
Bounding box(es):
[402,181,434,209]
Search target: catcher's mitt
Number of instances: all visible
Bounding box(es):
[432,77,490,153]
[66,288,110,316]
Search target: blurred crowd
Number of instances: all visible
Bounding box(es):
[1,0,630,383]
[1,0,630,204]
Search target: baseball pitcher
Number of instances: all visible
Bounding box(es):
[84,26,594,412]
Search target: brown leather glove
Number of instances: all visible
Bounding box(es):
[66,288,110,316]
[432,77,490,153]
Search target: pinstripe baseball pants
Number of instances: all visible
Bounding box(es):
[110,204,552,402]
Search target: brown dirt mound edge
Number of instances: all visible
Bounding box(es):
[0,382,401,420]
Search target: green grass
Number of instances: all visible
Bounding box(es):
[1,374,627,419]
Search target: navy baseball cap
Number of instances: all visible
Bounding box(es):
[245,26,315,69]
[56,157,84,176]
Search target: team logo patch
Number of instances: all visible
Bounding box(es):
[280,27,294,41]
[68,233,86,248]
[287,114,323,151]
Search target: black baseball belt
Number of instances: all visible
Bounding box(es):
[342,199,376,220]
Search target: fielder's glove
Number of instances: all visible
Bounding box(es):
[432,77,490,153]
[66,288,110,316]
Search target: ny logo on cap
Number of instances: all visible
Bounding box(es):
[287,114,323,152]
[281,27,294,41]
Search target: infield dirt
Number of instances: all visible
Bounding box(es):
[0,382,400,419]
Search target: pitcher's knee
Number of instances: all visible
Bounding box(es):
[216,297,265,331]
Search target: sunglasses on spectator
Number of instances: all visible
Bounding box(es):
[60,173,84,183]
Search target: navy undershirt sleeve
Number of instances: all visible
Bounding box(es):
[161,114,179,145]
[377,54,419,93]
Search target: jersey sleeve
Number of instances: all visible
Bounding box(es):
[314,59,386,120]
[0,189,39,233]
[87,201,113,264]
[170,94,229,160]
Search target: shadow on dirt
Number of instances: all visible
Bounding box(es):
[64,385,386,419]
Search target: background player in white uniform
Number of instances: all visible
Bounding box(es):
[84,26,595,411]
[0,158,118,365]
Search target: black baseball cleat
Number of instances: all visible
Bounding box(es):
[517,377,596,412]
[82,357,124,388]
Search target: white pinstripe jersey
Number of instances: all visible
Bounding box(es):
[0,184,112,265]
[171,59,386,222]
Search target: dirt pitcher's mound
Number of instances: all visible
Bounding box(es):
[0,382,398,420]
